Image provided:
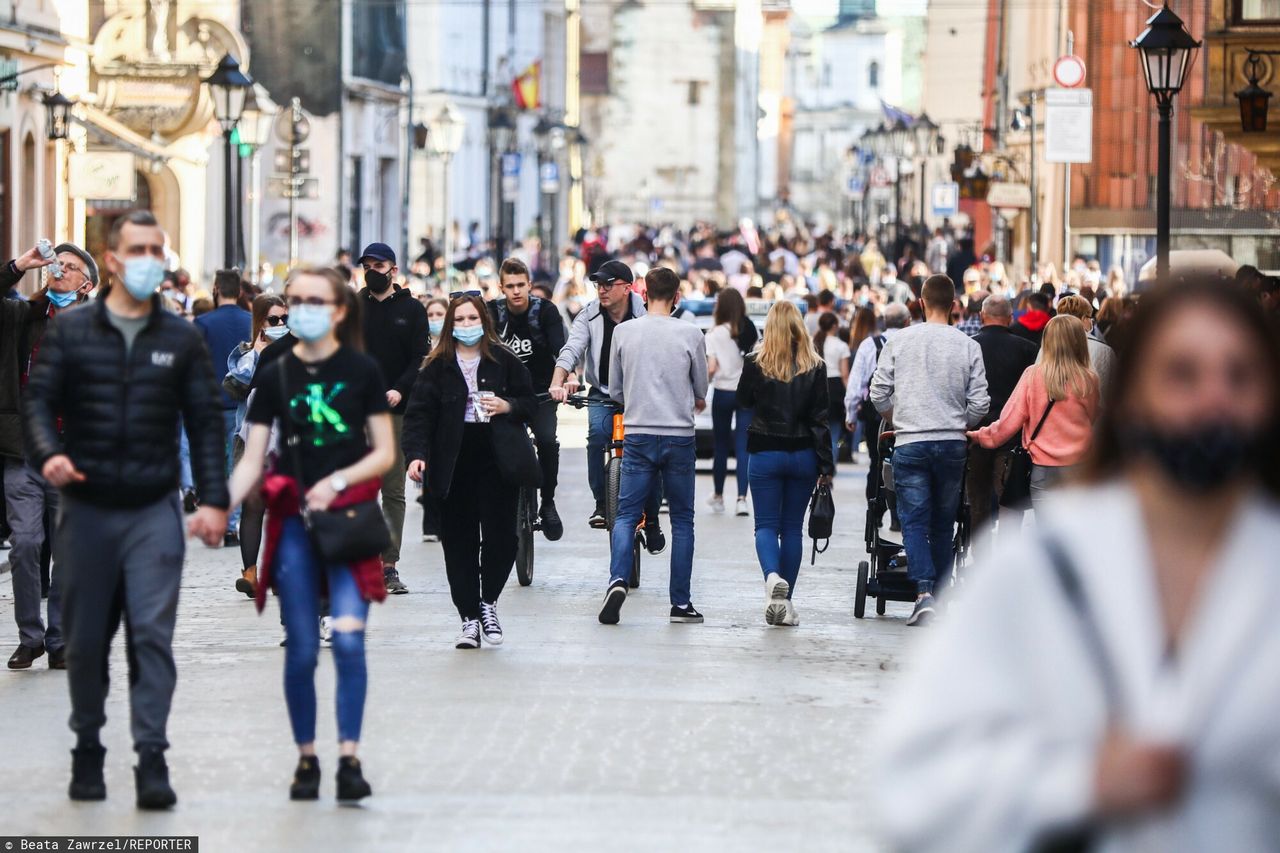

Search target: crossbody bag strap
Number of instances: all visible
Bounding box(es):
[1042,534,1121,715]
[277,357,310,520]
[1026,398,1057,449]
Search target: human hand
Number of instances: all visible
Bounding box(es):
[386,390,403,407]
[305,479,339,512]
[549,385,569,403]
[818,474,833,488]
[407,460,426,483]
[564,374,581,395]
[42,454,85,487]
[965,430,980,442]
[187,507,228,547]
[694,398,707,414]
[1093,728,1187,818]
[479,395,511,417]
[15,245,54,272]
[845,421,856,433]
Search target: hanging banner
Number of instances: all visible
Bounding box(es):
[513,60,541,110]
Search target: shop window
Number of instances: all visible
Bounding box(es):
[1236,0,1280,22]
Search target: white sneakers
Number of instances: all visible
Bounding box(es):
[735,497,750,517]
[708,495,725,514]
[320,616,333,645]
[765,573,790,626]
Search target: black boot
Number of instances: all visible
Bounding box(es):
[290,755,321,801]
[133,747,177,810]
[68,745,106,801]
[335,756,372,803]
[539,498,564,541]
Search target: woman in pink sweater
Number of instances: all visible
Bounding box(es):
[967,315,1100,513]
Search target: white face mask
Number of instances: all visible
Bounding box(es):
[264,324,289,341]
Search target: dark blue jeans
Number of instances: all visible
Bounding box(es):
[275,517,370,744]
[748,449,818,594]
[711,389,751,498]
[587,391,661,519]
[891,440,967,595]
[609,434,696,605]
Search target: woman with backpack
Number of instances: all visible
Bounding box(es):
[967,314,1100,513]
[736,300,833,627]
[704,288,758,515]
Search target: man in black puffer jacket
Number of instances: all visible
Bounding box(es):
[23,210,228,810]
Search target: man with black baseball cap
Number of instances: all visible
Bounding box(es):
[549,260,663,549]
[358,241,429,594]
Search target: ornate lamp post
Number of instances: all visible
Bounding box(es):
[428,102,466,279]
[236,85,275,280]
[203,53,253,269]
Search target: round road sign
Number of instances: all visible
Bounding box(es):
[1053,54,1087,88]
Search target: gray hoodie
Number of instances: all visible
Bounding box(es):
[554,292,647,394]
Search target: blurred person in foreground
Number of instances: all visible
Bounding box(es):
[874,277,1280,852]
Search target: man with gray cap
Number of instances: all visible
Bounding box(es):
[0,240,98,670]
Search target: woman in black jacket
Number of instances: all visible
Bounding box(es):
[736,300,833,628]
[402,294,539,649]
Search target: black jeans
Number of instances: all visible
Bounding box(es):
[529,398,560,502]
[438,425,519,620]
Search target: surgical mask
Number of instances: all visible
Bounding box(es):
[263,325,290,341]
[46,289,77,308]
[452,324,484,346]
[364,269,392,294]
[118,256,166,301]
[429,319,444,338]
[288,304,334,343]
[1122,421,1260,492]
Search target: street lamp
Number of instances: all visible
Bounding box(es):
[428,102,466,279]
[1131,3,1201,284]
[203,53,253,269]
[489,107,517,259]
[237,85,275,280]
[42,89,74,141]
[1235,52,1273,132]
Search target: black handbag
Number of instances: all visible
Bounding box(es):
[1000,399,1056,510]
[807,482,835,564]
[279,364,391,564]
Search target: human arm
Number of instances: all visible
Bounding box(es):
[810,364,834,477]
[22,316,72,475]
[690,331,709,413]
[965,340,991,427]
[392,300,430,402]
[401,365,438,477]
[552,308,592,398]
[735,356,759,409]
[607,330,625,406]
[543,298,567,357]
[966,368,1030,449]
[490,352,538,423]
[225,423,271,511]
[180,334,232,510]
[304,412,395,512]
[868,339,895,419]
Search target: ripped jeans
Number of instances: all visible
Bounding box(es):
[274,517,370,744]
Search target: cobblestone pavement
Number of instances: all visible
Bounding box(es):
[0,416,915,852]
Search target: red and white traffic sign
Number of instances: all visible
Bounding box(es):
[1053,54,1087,88]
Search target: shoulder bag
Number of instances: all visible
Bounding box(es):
[807,482,835,564]
[279,360,391,564]
[999,399,1056,510]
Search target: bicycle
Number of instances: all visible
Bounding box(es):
[562,393,642,588]
[515,392,556,587]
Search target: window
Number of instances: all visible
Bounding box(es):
[868,61,880,89]
[687,80,701,106]
[823,63,832,87]
[1237,0,1280,21]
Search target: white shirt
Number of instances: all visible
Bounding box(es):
[704,323,744,392]
[457,354,481,422]
[821,334,850,381]
[873,483,1280,853]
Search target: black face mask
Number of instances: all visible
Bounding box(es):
[365,269,392,294]
[1123,421,1260,492]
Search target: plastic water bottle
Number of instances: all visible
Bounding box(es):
[36,239,63,280]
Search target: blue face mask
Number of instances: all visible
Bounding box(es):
[288,304,334,343]
[118,256,166,301]
[46,289,78,308]
[452,324,484,346]
[429,319,444,338]
[263,324,290,341]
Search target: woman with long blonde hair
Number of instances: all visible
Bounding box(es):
[968,314,1100,512]
[735,300,832,626]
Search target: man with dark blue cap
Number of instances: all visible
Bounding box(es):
[358,242,428,594]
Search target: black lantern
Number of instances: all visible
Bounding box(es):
[1236,53,1272,133]
[202,53,252,133]
[42,89,74,141]
[1130,4,1201,106]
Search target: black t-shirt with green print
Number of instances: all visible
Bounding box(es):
[247,348,389,487]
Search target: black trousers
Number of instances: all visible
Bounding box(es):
[438,425,520,620]
[529,398,559,502]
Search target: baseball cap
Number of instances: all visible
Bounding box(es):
[358,242,396,265]
[587,259,634,285]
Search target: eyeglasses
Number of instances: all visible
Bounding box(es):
[449,290,482,300]
[286,297,334,308]
[265,314,289,326]
[593,279,625,290]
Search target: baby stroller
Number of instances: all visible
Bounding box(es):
[855,426,972,618]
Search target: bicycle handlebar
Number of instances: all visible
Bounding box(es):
[560,393,621,411]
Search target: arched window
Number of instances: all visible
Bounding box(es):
[868,61,880,89]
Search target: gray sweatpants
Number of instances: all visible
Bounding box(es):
[3,458,62,651]
[57,494,184,751]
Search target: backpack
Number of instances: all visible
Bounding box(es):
[492,297,546,344]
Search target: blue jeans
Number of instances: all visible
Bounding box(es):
[275,517,370,744]
[587,392,660,518]
[711,389,751,498]
[222,409,242,531]
[892,440,967,595]
[748,449,817,594]
[609,434,696,605]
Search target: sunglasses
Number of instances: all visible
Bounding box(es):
[265,314,289,326]
[449,290,482,300]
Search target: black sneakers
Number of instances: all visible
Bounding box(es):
[643,521,667,555]
[479,601,504,646]
[670,604,704,624]
[540,499,564,541]
[907,594,936,627]
[134,747,177,810]
[589,503,607,529]
[290,755,321,800]
[68,745,106,801]
[598,580,628,625]
[383,566,408,595]
[455,619,482,649]
[336,756,372,803]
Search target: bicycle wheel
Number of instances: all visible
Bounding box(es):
[604,455,622,532]
[515,487,535,586]
[629,530,642,588]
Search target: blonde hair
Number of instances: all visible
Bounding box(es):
[1040,314,1097,401]
[756,300,821,382]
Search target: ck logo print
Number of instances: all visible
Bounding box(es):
[151,351,176,368]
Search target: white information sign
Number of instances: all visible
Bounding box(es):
[69,152,137,200]
[1044,88,1093,164]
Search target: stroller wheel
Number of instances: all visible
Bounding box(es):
[876,594,887,616]
[855,560,869,619]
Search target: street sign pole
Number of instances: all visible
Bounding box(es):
[1029,91,1038,281]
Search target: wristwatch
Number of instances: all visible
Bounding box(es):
[328,473,349,494]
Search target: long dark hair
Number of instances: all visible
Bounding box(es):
[249,293,286,344]
[713,287,747,334]
[285,265,363,351]
[426,294,502,365]
[849,305,877,350]
[1082,277,1280,497]
[813,311,840,351]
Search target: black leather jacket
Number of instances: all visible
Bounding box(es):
[23,295,230,509]
[736,354,835,475]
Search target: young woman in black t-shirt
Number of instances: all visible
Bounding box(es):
[228,266,394,803]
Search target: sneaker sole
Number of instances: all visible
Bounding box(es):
[386,584,409,595]
[644,533,667,556]
[670,614,704,624]
[765,577,790,625]
[588,516,607,529]
[598,586,627,625]
[482,632,504,646]
[906,608,935,627]
[455,638,481,649]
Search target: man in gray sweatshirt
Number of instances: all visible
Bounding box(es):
[598,267,709,626]
[870,274,989,626]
